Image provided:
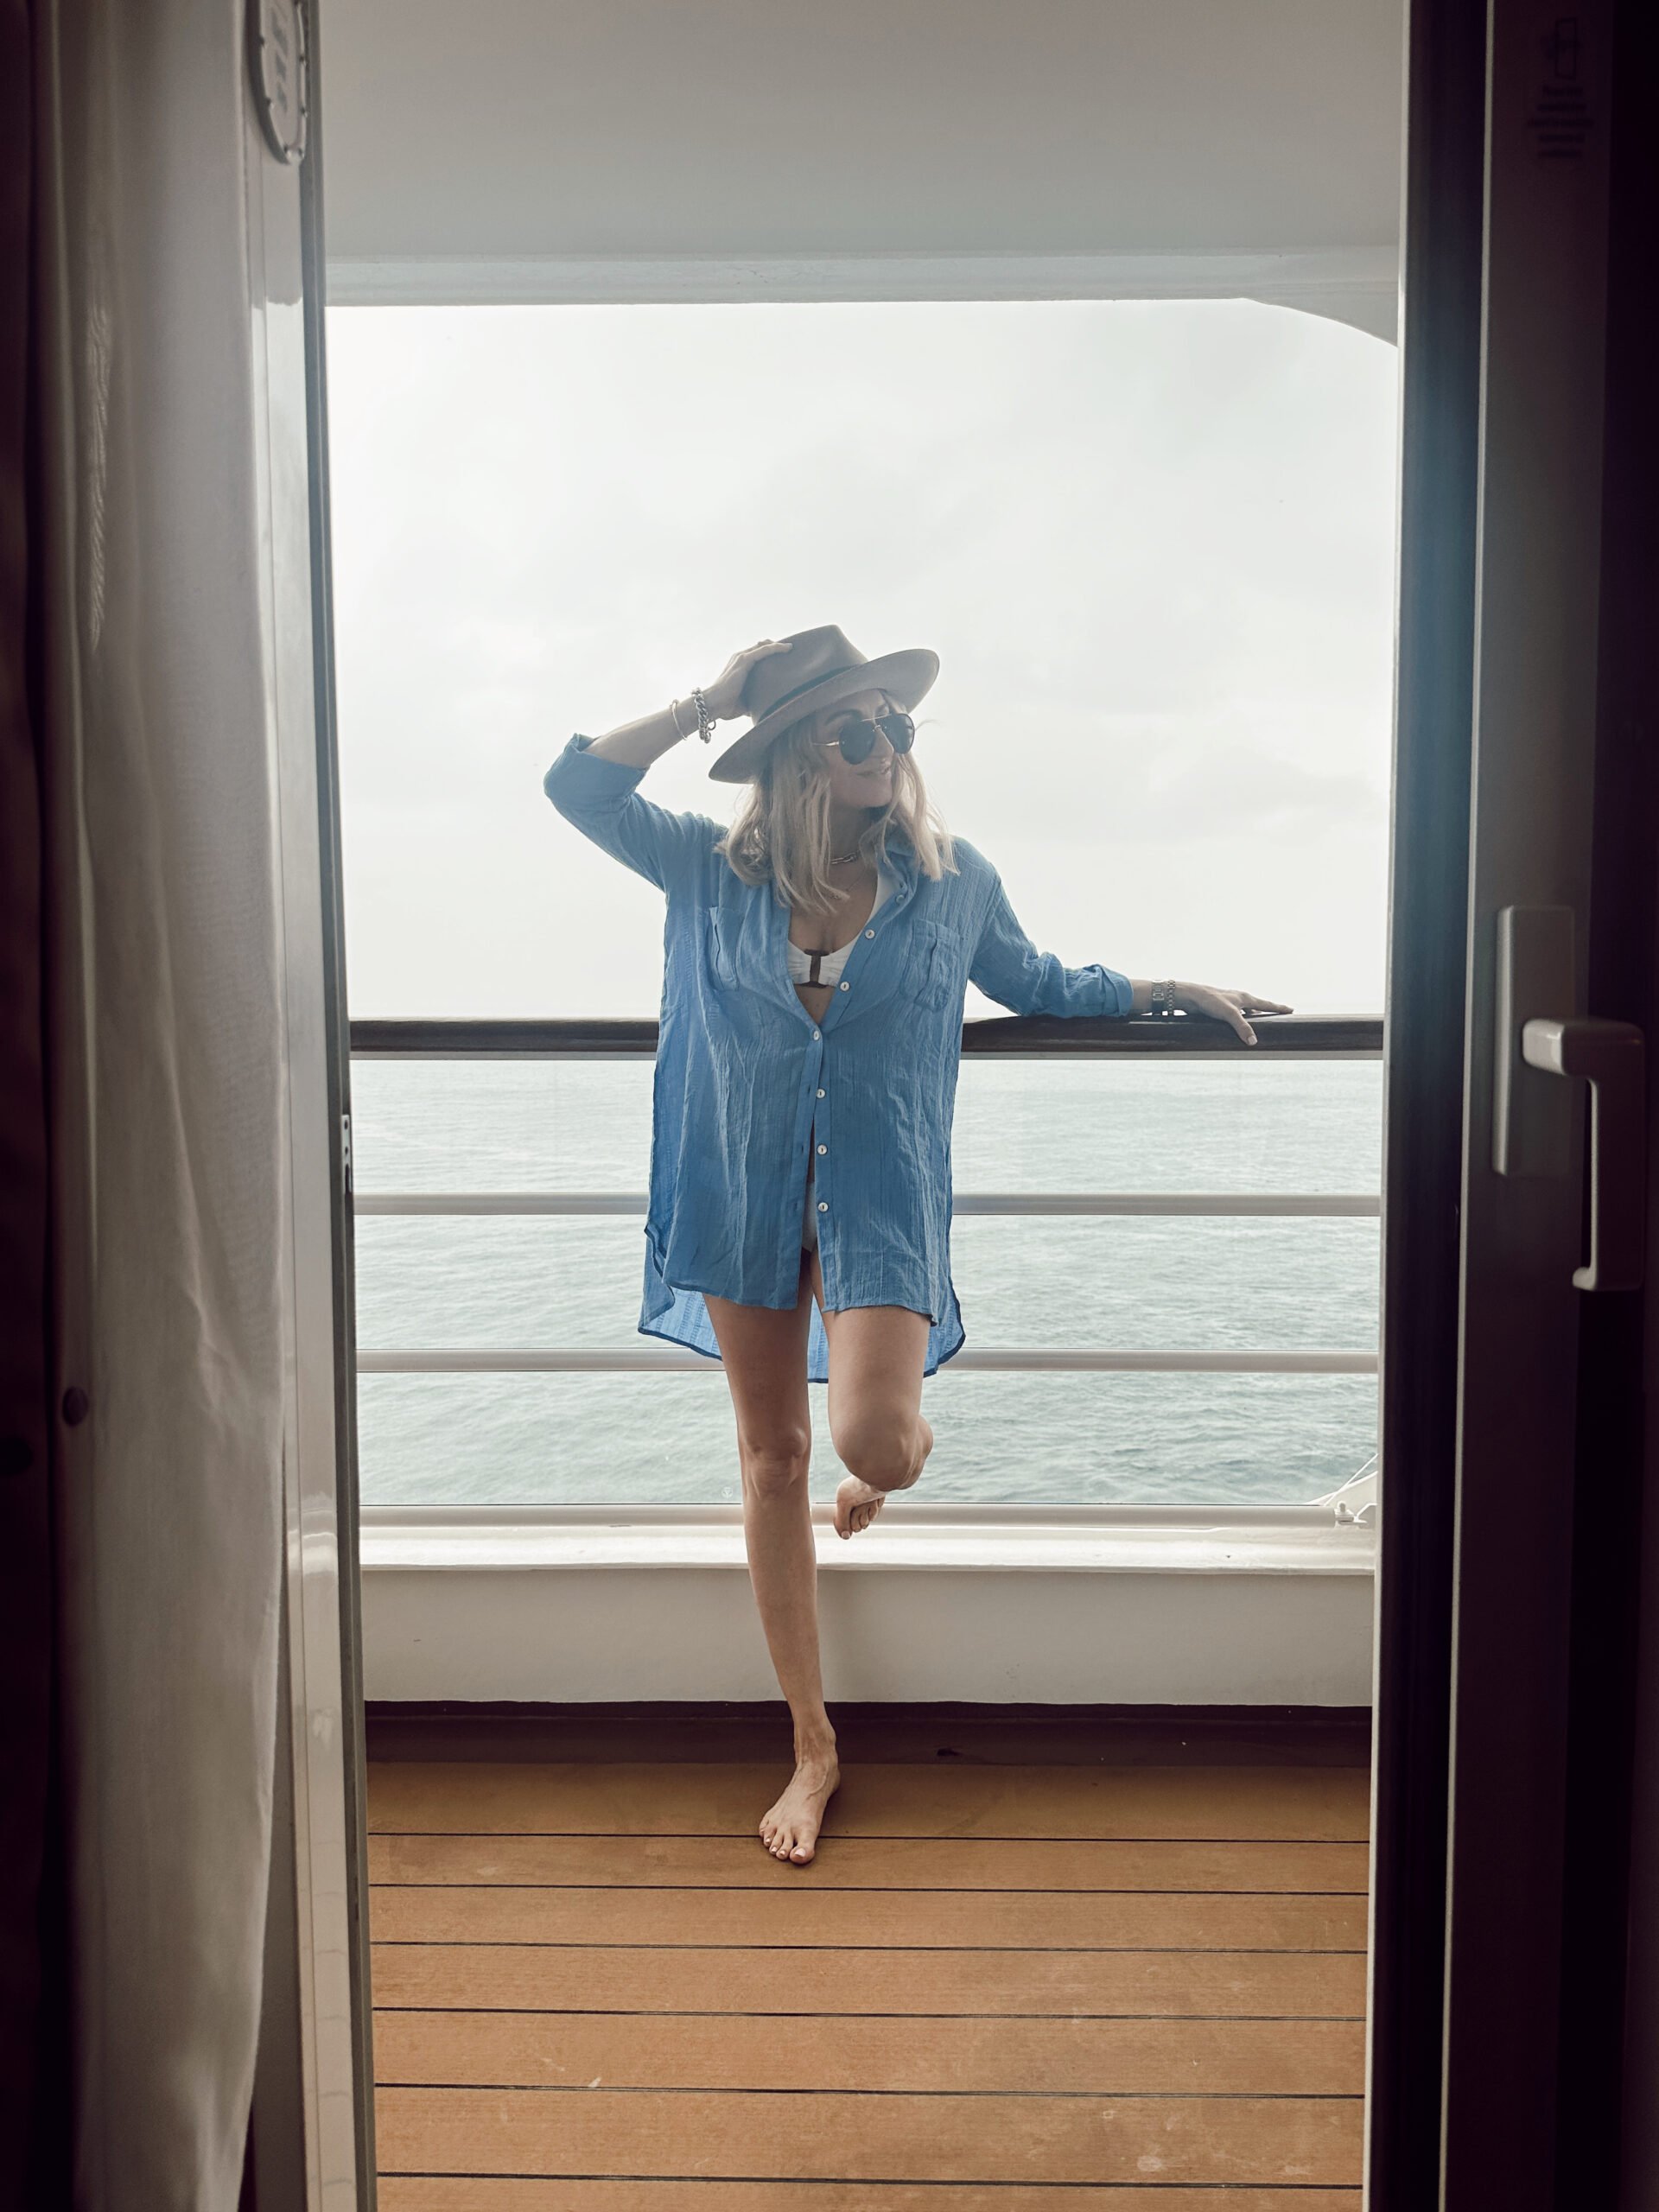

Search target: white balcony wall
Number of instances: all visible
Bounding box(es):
[360,1516,1376,1706]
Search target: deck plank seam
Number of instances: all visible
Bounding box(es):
[378,2083,1365,2101]
[372,2007,1370,2020]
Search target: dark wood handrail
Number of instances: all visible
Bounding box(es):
[349,1013,1383,1057]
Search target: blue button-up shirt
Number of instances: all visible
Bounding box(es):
[543,733,1133,1380]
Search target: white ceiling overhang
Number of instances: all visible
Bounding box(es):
[321,0,1402,340]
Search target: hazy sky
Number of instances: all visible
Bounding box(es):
[326,298,1399,1019]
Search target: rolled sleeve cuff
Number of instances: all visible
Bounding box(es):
[1100,965,1135,1018]
[543,731,646,816]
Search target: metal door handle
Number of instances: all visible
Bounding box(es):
[1521,1017,1646,1291]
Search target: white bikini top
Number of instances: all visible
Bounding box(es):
[785,863,896,989]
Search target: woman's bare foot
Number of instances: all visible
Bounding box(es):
[760,1746,841,1864]
[834,1475,886,1539]
[834,1416,934,1540]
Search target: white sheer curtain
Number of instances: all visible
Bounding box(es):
[38,1,289,2200]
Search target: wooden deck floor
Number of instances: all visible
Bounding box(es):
[368,1728,1370,2208]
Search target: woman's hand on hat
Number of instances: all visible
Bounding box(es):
[700,639,794,723]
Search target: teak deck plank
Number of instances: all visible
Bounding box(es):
[367,1762,1370,1842]
[375,2010,1366,2095]
[372,1942,1366,2018]
[370,1883,1364,1953]
[375,2085,1362,2185]
[378,2184,1362,2211]
[370,1831,1370,1893]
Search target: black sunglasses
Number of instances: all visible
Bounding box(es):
[823,710,916,766]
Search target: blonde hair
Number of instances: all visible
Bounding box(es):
[715,696,957,912]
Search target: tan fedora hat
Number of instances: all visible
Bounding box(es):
[707,625,940,785]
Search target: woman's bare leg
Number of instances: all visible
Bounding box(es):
[816,1271,935,1539]
[704,1256,937,1859]
[704,1253,838,1865]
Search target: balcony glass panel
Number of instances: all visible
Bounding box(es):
[357,1370,1377,1510]
[349,1055,654,1193]
[952,1058,1381,1192]
[353,1214,1377,1355]
[352,1052,1380,1510]
[349,1055,1382,1198]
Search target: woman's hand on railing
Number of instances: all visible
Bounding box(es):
[1127,980,1294,1046]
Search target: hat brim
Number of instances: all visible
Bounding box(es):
[707,649,940,784]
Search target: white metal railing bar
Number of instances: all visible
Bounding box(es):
[349,1046,1385,1065]
[358,1498,1367,1529]
[358,1346,1377,1376]
[355,1190,1382,1218]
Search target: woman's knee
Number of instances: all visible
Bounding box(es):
[739,1426,812,1499]
[832,1414,919,1494]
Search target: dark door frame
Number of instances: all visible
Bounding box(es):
[1364,0,1484,2199]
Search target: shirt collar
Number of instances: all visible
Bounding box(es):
[880,830,919,903]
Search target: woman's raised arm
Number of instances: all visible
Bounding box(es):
[544,641,798,894]
[583,640,795,769]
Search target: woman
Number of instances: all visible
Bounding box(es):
[544,626,1290,1866]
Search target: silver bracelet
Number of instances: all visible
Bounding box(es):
[1149,978,1179,1019]
[693,685,715,744]
[668,696,696,741]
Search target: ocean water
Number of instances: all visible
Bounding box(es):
[351,1055,1382,1510]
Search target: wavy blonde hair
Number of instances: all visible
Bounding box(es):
[715,695,957,912]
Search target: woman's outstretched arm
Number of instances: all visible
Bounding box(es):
[967,866,1135,1020]
[968,863,1289,1044]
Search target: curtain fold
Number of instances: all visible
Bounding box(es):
[35,0,290,2200]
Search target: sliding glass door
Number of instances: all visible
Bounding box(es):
[1373,2,1649,2202]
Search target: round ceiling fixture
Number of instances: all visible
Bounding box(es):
[247,0,308,165]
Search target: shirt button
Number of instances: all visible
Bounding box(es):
[838,981,849,991]
[811,1028,820,1040]
[817,1201,828,1212]
[817,1143,827,1154]
[817,1088,825,1098]
[865,929,874,938]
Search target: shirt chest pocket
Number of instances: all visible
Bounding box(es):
[906,918,961,1012]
